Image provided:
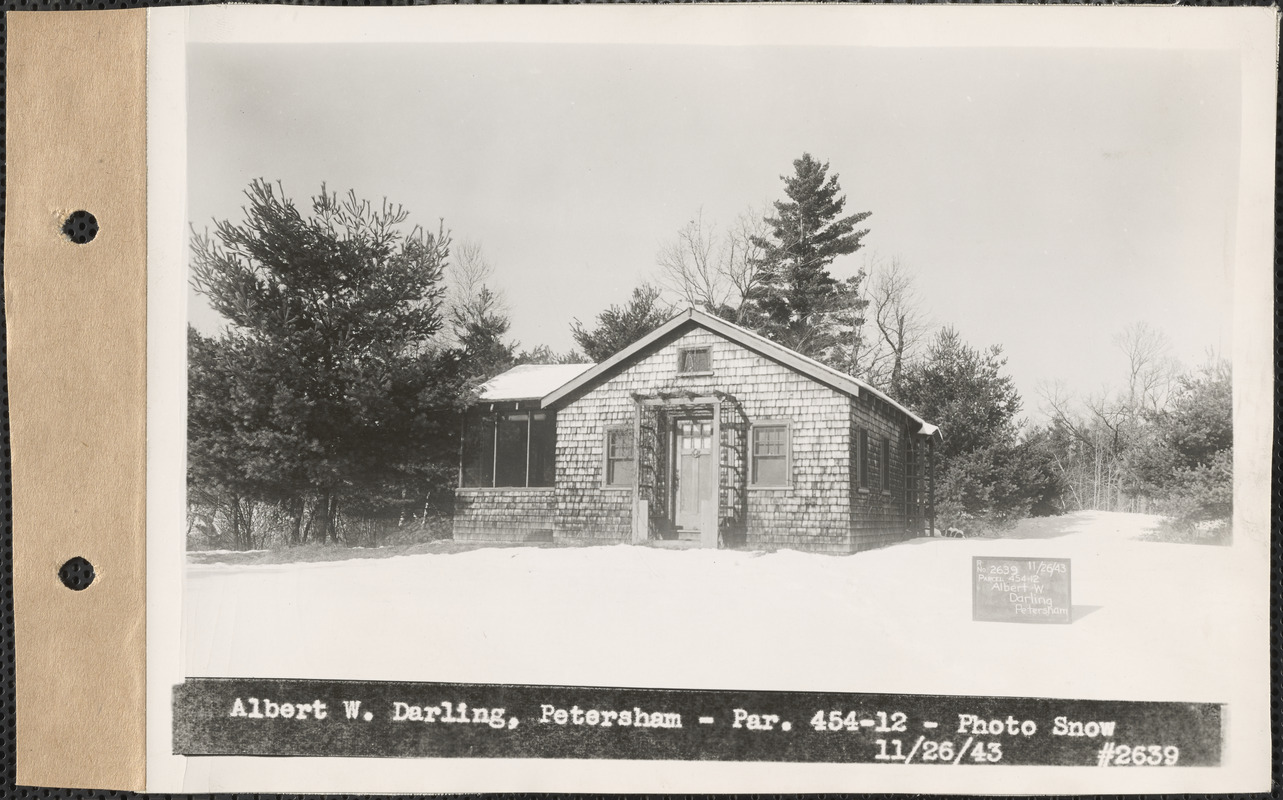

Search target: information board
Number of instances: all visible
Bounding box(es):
[972,557,1072,624]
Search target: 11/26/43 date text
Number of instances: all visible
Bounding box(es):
[802,710,1186,766]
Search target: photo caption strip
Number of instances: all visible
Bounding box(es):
[174,679,1220,766]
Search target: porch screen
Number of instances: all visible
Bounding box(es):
[460,411,556,488]
[494,415,529,487]
[461,412,496,487]
[528,413,556,487]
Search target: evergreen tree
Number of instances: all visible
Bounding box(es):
[452,285,517,380]
[514,344,591,365]
[188,180,469,546]
[445,241,518,381]
[187,328,309,548]
[898,327,1055,529]
[1012,426,1070,517]
[1134,359,1232,526]
[1162,360,1232,470]
[571,283,670,362]
[898,328,1022,463]
[748,153,872,363]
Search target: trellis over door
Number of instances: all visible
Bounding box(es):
[630,395,725,549]
[674,419,716,543]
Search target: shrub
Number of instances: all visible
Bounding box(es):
[1150,449,1231,543]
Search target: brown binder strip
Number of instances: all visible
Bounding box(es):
[5,10,148,791]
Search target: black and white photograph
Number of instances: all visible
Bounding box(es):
[141,4,1274,794]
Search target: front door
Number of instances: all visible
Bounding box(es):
[675,419,715,533]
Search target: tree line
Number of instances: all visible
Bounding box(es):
[1038,326,1231,537]
[187,181,592,550]
[564,155,1230,539]
[188,156,1231,550]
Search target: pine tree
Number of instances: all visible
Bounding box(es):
[898,328,1022,463]
[445,241,518,381]
[748,153,872,362]
[453,285,517,380]
[188,180,469,546]
[571,283,670,362]
[897,327,1047,530]
[514,344,591,365]
[1133,359,1232,526]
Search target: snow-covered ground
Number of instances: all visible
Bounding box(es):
[183,510,1243,706]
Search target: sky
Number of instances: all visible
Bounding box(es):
[187,43,1240,420]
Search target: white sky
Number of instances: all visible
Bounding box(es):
[187,43,1240,419]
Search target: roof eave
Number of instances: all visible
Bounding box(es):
[540,308,696,407]
[539,308,939,436]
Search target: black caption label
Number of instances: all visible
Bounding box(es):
[173,678,1220,766]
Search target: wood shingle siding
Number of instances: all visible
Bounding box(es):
[849,396,912,550]
[555,329,858,550]
[452,309,937,553]
[453,488,556,542]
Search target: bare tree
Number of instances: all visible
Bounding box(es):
[1036,324,1180,514]
[722,208,771,323]
[443,239,507,341]
[856,254,928,390]
[1038,380,1115,512]
[1114,321,1176,414]
[656,210,724,311]
[655,206,770,325]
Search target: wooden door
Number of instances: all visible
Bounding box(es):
[674,419,715,532]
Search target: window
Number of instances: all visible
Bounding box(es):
[459,411,556,488]
[751,422,790,487]
[857,428,869,490]
[605,426,636,487]
[677,346,712,374]
[881,437,892,491]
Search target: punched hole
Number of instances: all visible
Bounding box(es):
[59,557,95,591]
[62,210,99,244]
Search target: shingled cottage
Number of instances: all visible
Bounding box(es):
[454,308,939,553]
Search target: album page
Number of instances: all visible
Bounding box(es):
[137,4,1275,793]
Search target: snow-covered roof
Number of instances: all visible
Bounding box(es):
[541,308,940,438]
[478,363,596,402]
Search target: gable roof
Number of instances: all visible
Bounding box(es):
[541,307,939,437]
[479,363,596,402]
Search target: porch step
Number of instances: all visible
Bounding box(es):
[651,530,702,543]
[646,538,702,549]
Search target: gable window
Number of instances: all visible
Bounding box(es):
[460,410,555,489]
[881,437,892,491]
[751,422,790,487]
[677,346,712,375]
[857,428,869,490]
[604,426,636,487]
